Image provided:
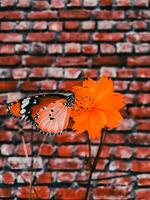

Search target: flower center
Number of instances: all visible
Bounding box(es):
[73,95,94,111]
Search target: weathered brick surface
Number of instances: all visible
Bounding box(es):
[0,0,150,199]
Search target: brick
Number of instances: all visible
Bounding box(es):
[128,56,150,66]
[126,32,140,42]
[0,81,17,91]
[48,44,62,54]
[64,68,82,79]
[117,68,133,78]
[132,21,147,30]
[135,43,150,53]
[0,33,23,42]
[55,188,85,200]
[57,172,75,182]
[30,43,46,54]
[67,0,82,6]
[57,146,73,157]
[136,189,150,200]
[0,44,15,54]
[75,145,89,157]
[32,0,50,10]
[135,147,150,159]
[38,144,54,156]
[116,21,130,30]
[65,21,79,30]
[16,143,31,156]
[97,21,114,30]
[143,11,150,19]
[0,131,13,142]
[22,56,52,66]
[113,146,132,159]
[56,56,88,67]
[17,0,30,8]
[0,68,11,78]
[48,21,62,31]
[82,44,98,54]
[65,43,81,54]
[58,80,82,90]
[109,160,129,171]
[137,175,150,186]
[137,120,150,131]
[21,81,39,91]
[132,160,150,172]
[1,0,14,7]
[48,68,63,78]
[83,0,98,6]
[29,68,47,78]
[12,68,28,79]
[100,44,115,54]
[51,0,65,8]
[15,21,29,30]
[128,133,150,145]
[137,94,150,104]
[60,10,91,19]
[100,0,113,6]
[48,158,82,170]
[59,32,89,42]
[134,0,149,6]
[0,11,24,19]
[83,69,98,78]
[93,187,128,200]
[139,33,150,42]
[100,67,117,77]
[1,22,14,30]
[117,119,136,131]
[81,21,96,30]
[37,172,52,184]
[130,81,150,91]
[40,80,57,91]
[0,189,12,198]
[129,107,150,118]
[92,56,124,66]
[1,144,14,155]
[128,10,143,19]
[28,11,57,19]
[15,44,29,54]
[116,43,133,53]
[17,186,50,199]
[32,21,47,30]
[3,172,15,184]
[115,0,131,6]
[93,10,125,19]
[105,134,126,144]
[136,68,150,78]
[27,32,55,42]
[93,32,124,42]
[124,94,134,104]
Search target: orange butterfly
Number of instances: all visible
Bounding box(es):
[7,93,74,136]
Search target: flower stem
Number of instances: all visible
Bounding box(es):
[84,129,105,200]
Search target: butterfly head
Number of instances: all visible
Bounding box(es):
[65,94,75,107]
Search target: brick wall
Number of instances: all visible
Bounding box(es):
[0,0,150,199]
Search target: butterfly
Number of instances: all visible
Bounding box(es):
[7,93,74,136]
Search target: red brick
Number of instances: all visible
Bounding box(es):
[117,42,133,53]
[48,21,62,31]
[82,44,98,54]
[117,68,133,78]
[135,43,150,53]
[57,172,75,182]
[15,21,29,30]
[1,144,14,155]
[48,158,82,170]
[0,131,13,142]
[15,44,29,53]
[57,146,73,157]
[32,0,50,10]
[139,33,150,41]
[0,105,7,115]
[105,133,126,144]
[21,81,39,91]
[129,107,150,118]
[93,32,124,42]
[137,175,150,186]
[134,0,149,6]
[17,186,50,199]
[29,68,47,78]
[83,69,98,78]
[22,56,52,66]
[3,172,15,184]
[0,33,22,42]
[135,147,150,159]
[93,187,128,200]
[81,21,95,30]
[116,21,130,30]
[27,32,55,42]
[17,0,30,7]
[0,44,15,54]
[92,56,124,66]
[40,80,57,91]
[64,68,82,79]
[136,189,150,200]
[100,0,113,6]
[48,68,63,78]
[1,22,14,30]
[0,81,17,91]
[136,68,150,78]
[98,21,113,30]
[83,0,98,6]
[17,143,31,156]
[1,0,14,7]
[56,56,88,67]
[60,10,91,19]
[37,172,52,184]
[100,67,117,77]
[137,120,150,131]
[28,11,57,19]
[0,189,12,198]
[128,10,143,19]
[100,44,115,54]
[128,133,150,145]
[12,68,28,79]
[132,160,150,172]
[124,94,134,104]
[55,188,85,200]
[38,144,54,156]
[143,11,150,19]
[126,32,140,42]
[117,119,135,131]
[130,81,150,91]
[59,32,89,42]
[115,0,131,6]
[114,146,132,159]
[132,21,147,30]
[109,160,128,171]
[58,80,82,90]
[33,21,47,30]
[30,43,46,55]
[51,0,65,8]
[67,0,82,6]
[48,44,62,54]
[0,11,24,19]
[137,94,150,104]
[65,21,79,30]
[93,10,125,19]
[65,43,81,54]
[75,145,89,157]
[128,56,150,66]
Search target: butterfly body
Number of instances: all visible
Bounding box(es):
[7,93,74,136]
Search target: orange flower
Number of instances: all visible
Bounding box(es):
[71,76,125,139]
